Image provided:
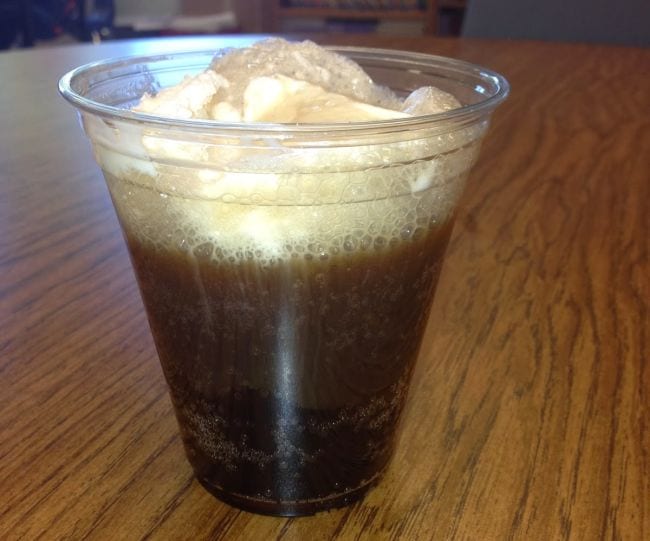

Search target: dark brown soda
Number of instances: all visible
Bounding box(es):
[124,219,454,516]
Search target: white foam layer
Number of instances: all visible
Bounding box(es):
[209,38,405,112]
[105,149,475,265]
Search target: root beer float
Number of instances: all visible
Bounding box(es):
[60,39,508,515]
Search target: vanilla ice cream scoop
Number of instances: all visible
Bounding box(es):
[135,71,409,124]
[132,40,461,125]
[242,75,409,123]
[134,70,229,119]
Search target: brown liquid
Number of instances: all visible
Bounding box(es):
[124,219,454,515]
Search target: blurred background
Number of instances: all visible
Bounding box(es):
[0,0,467,50]
[0,0,648,50]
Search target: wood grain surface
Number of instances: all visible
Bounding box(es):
[1,35,648,540]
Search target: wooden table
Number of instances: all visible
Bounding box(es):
[1,34,648,540]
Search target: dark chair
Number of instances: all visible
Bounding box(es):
[462,0,650,47]
[0,0,26,49]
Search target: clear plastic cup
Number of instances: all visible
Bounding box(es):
[59,46,508,516]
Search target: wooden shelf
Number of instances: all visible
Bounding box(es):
[272,1,466,35]
[277,7,428,21]
[440,0,465,9]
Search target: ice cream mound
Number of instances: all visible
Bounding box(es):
[133,38,461,123]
